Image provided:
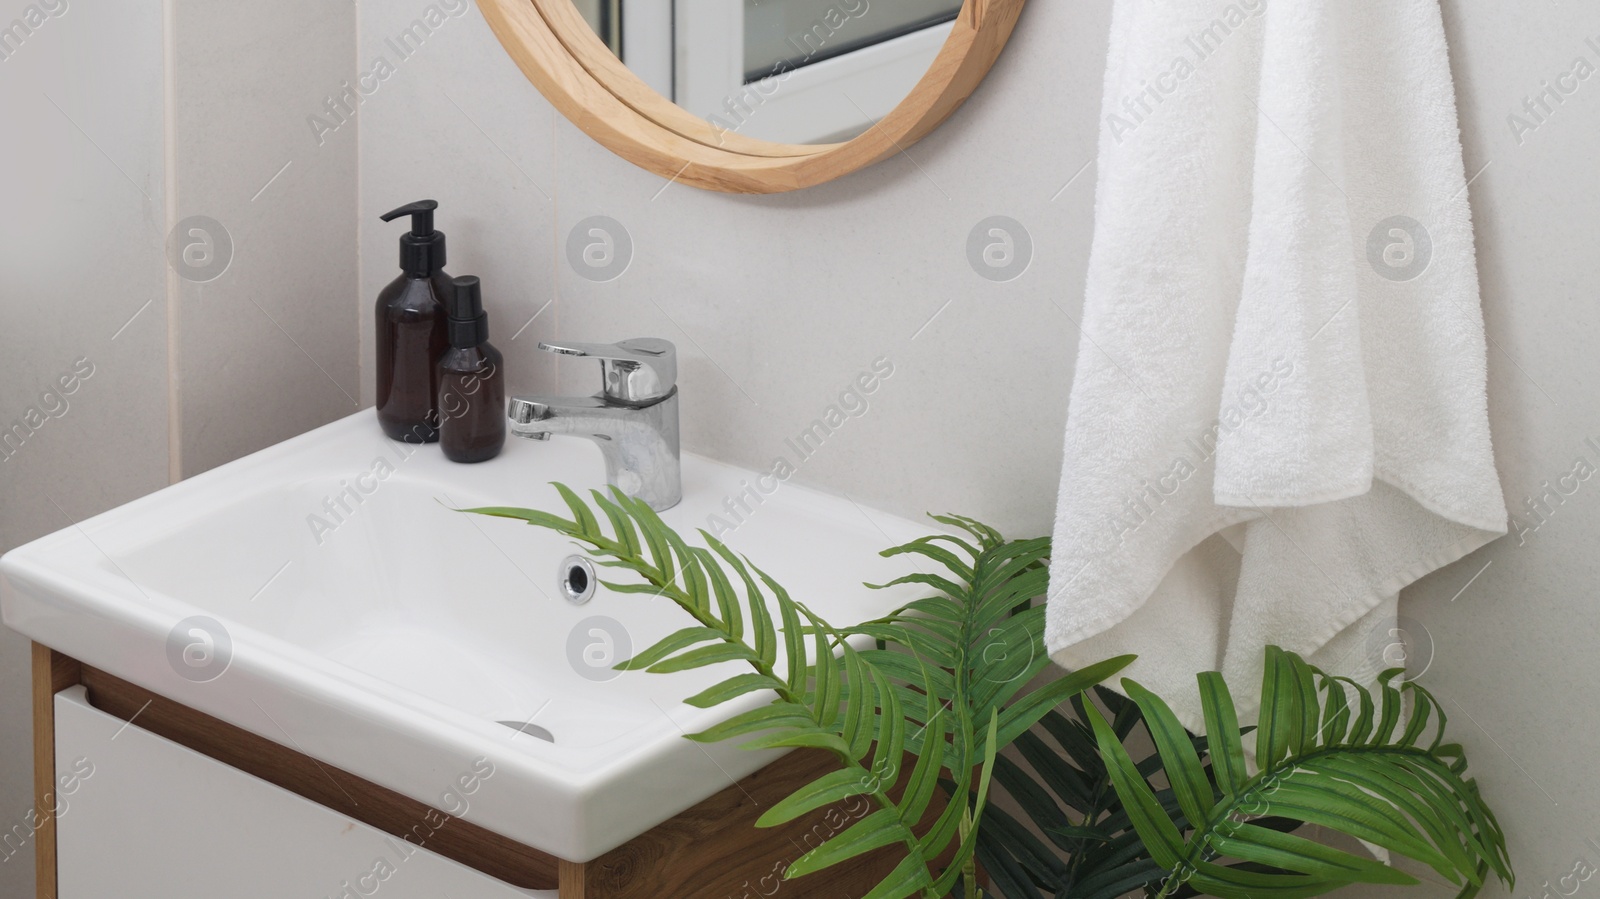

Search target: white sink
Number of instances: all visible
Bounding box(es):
[1,411,930,862]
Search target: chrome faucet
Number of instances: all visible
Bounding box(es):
[508,338,681,511]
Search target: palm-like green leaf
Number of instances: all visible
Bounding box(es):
[466,488,1126,897]
[832,519,1164,899]
[956,684,1188,899]
[846,527,1131,754]
[1088,646,1513,899]
[468,490,1511,899]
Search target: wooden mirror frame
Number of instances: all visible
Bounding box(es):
[477,0,1027,194]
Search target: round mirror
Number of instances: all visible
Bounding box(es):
[478,0,1026,193]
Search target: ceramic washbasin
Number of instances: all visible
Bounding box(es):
[0,411,931,862]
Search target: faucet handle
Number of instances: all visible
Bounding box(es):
[538,338,677,405]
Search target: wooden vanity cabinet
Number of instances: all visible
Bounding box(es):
[31,643,910,899]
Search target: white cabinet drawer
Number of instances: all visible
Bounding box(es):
[52,686,554,899]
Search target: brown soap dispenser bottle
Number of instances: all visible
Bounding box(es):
[375,200,451,443]
[438,276,506,463]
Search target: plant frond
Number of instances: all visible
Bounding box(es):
[470,489,1105,897]
[464,491,1509,899]
[1089,648,1514,898]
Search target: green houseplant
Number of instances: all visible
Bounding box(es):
[467,487,1513,899]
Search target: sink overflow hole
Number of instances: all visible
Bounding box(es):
[497,720,556,743]
[560,555,597,605]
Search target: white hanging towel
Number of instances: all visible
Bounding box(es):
[1046,0,1507,731]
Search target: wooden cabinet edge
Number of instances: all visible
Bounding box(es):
[31,643,79,899]
[558,860,588,899]
[70,663,559,891]
[31,650,917,898]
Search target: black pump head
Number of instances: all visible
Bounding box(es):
[381,199,446,276]
[447,275,490,349]
[380,199,436,235]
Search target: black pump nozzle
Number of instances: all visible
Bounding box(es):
[381,199,446,276]
[380,199,437,236]
[447,275,490,349]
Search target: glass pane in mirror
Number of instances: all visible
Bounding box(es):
[570,0,962,145]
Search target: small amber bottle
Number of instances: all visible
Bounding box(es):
[437,276,506,463]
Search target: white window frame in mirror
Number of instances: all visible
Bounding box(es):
[622,2,673,98]
[670,2,957,146]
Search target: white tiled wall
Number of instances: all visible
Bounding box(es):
[0,2,169,894]
[169,0,359,476]
[0,0,358,895]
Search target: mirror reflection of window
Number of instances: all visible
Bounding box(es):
[743,0,961,81]
[576,0,963,145]
[571,0,623,56]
